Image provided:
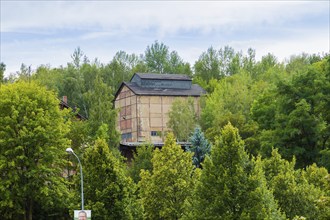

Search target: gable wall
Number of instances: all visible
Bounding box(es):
[115,85,201,143]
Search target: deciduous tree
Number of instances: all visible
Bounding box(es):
[0,82,71,220]
[185,123,284,219]
[167,97,197,142]
[81,138,142,219]
[139,133,195,219]
[128,143,154,183]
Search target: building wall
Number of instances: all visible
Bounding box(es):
[115,85,201,143]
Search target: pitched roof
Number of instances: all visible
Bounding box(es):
[132,73,191,81]
[119,82,206,97]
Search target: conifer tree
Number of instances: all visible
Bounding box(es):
[186,127,211,168]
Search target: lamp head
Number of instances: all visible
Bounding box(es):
[66,147,74,154]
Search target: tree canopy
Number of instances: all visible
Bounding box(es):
[0,82,71,220]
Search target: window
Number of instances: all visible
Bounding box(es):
[121,133,132,140]
[151,131,158,136]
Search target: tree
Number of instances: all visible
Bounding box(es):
[194,47,221,84]
[302,163,330,219]
[185,123,284,219]
[144,41,169,73]
[85,75,120,148]
[102,51,140,92]
[200,72,261,156]
[0,82,71,220]
[252,57,330,168]
[71,47,84,69]
[144,41,192,75]
[167,97,197,142]
[139,133,195,219]
[186,127,211,168]
[81,138,142,220]
[262,149,324,219]
[0,62,5,85]
[32,65,66,95]
[128,143,154,183]
[17,63,32,82]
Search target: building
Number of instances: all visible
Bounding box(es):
[59,96,86,120]
[114,73,206,150]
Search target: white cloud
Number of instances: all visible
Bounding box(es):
[2,1,326,34]
[1,1,329,75]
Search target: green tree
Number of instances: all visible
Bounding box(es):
[81,138,142,220]
[32,65,65,94]
[302,164,330,219]
[102,51,140,92]
[85,75,120,148]
[128,143,154,183]
[139,133,195,219]
[167,97,197,142]
[71,47,84,69]
[144,41,192,75]
[185,123,283,219]
[0,82,71,220]
[252,57,330,168]
[0,62,5,85]
[144,41,169,73]
[194,46,221,84]
[262,149,324,219]
[200,72,262,156]
[186,127,211,168]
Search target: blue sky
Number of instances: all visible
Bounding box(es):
[1,1,329,76]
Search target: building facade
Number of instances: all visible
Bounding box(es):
[114,73,206,145]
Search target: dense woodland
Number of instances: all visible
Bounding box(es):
[0,41,329,219]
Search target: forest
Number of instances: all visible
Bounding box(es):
[0,41,329,220]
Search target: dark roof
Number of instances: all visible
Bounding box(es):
[59,100,87,120]
[132,73,191,81]
[121,82,206,97]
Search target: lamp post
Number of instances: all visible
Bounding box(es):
[66,147,84,210]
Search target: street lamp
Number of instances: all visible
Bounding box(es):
[66,147,84,210]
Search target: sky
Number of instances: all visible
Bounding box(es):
[1,1,329,76]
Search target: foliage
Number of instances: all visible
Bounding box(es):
[139,133,195,219]
[262,149,325,219]
[201,72,265,156]
[81,138,142,220]
[0,82,71,220]
[84,75,120,148]
[185,123,284,219]
[0,62,5,85]
[186,126,211,168]
[252,57,330,168]
[128,143,154,183]
[144,41,192,75]
[167,97,197,142]
[1,44,329,219]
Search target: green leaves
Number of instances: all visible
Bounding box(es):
[82,138,142,219]
[0,82,71,219]
[252,57,330,168]
[139,133,195,219]
[167,97,197,142]
[186,123,284,219]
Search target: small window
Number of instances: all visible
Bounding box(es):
[151,131,158,136]
[121,132,132,140]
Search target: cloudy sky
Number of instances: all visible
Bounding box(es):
[1,1,329,76]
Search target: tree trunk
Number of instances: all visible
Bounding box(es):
[25,198,33,220]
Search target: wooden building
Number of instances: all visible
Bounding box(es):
[114,73,206,149]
